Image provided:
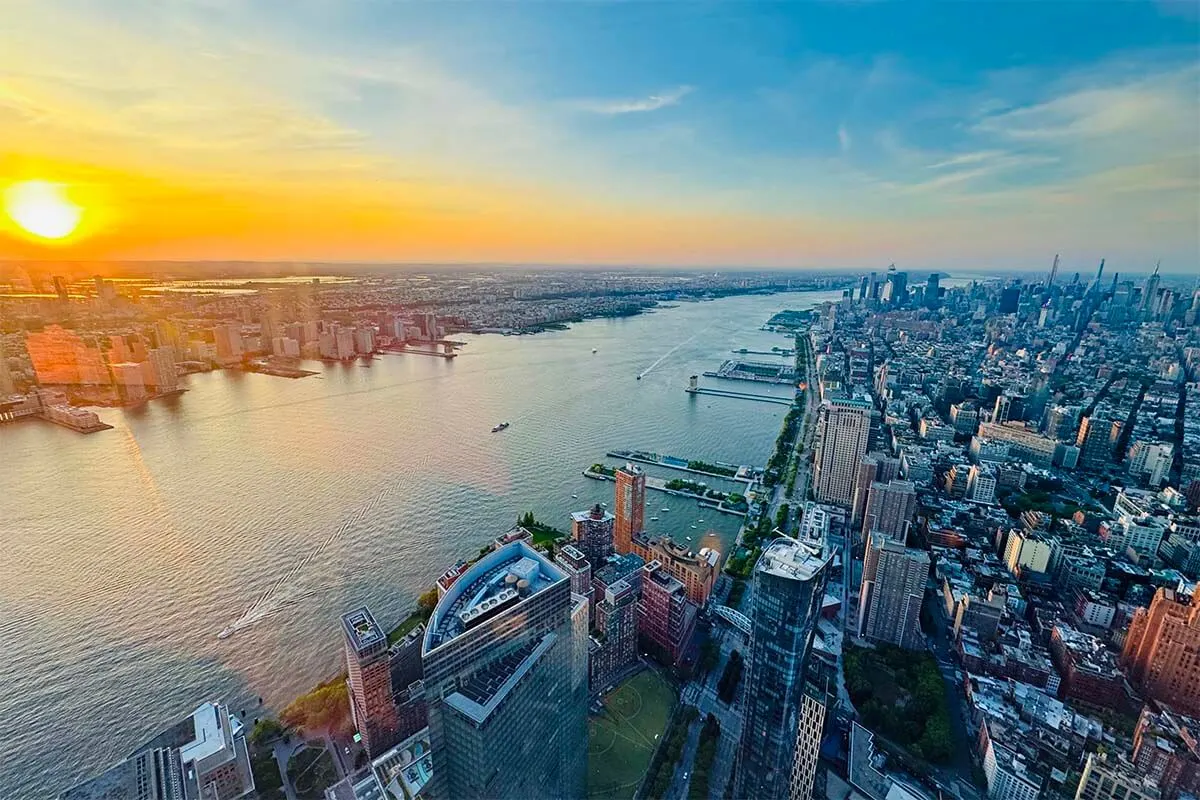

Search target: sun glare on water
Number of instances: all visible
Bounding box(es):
[4,180,84,240]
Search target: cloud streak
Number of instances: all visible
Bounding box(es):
[573,85,693,115]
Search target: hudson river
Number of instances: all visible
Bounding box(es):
[1,289,841,798]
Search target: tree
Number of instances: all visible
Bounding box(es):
[250,717,285,746]
[281,680,353,738]
[417,587,438,612]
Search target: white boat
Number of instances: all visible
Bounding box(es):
[592,348,598,354]
[661,508,670,512]
[686,536,693,540]
[571,494,578,499]
[650,516,659,522]
[690,525,697,529]
[491,422,510,433]
[217,626,235,640]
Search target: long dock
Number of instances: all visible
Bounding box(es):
[382,345,457,359]
[731,348,794,357]
[686,387,793,406]
[605,449,760,483]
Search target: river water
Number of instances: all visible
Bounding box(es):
[0,289,842,798]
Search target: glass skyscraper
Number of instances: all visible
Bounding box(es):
[735,537,831,800]
[421,540,588,800]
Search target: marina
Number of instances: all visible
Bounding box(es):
[582,466,749,516]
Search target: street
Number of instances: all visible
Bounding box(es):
[671,619,748,800]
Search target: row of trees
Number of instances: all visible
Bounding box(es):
[686,714,723,800]
[687,460,737,477]
[843,644,953,764]
[764,406,803,484]
[644,705,700,800]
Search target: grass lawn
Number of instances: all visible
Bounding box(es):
[287,746,339,800]
[387,608,431,645]
[587,670,677,800]
[248,748,285,800]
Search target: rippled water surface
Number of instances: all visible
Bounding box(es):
[1,290,841,798]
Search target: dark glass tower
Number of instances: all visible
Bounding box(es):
[735,537,831,800]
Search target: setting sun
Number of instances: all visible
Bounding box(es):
[4,180,83,240]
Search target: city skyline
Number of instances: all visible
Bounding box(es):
[2,2,1198,268]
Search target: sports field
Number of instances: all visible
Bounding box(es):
[587,669,678,800]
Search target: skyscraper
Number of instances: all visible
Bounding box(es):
[342,606,401,757]
[554,544,592,600]
[613,464,645,554]
[851,452,901,528]
[590,579,638,690]
[147,347,179,392]
[925,273,940,309]
[1121,588,1200,716]
[25,325,112,387]
[861,479,917,539]
[52,276,70,302]
[813,398,872,507]
[0,340,13,396]
[570,503,614,565]
[421,541,588,800]
[999,285,1021,314]
[1076,415,1122,469]
[858,532,929,649]
[1141,264,1161,314]
[212,323,244,365]
[735,538,830,800]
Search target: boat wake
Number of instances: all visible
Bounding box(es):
[637,331,701,380]
[217,489,388,639]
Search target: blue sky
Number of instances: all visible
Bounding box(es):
[2,0,1198,269]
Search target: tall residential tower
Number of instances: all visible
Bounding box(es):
[813,398,873,507]
[613,464,646,553]
[735,538,831,800]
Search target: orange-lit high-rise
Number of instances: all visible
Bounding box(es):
[613,463,645,554]
[1121,588,1200,716]
[25,325,112,387]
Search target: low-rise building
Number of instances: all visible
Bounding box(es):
[1075,752,1161,800]
[1049,625,1130,711]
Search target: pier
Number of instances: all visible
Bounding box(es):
[605,449,761,483]
[686,386,794,406]
[382,344,457,359]
[731,348,794,357]
[703,359,797,385]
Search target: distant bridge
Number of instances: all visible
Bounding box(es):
[713,605,752,635]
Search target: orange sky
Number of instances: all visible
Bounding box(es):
[3,0,1197,269]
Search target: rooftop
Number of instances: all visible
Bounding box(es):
[756,537,829,583]
[341,606,386,654]
[594,552,645,587]
[424,541,564,653]
[571,504,613,523]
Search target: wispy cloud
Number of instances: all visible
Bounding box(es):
[837,124,851,153]
[573,85,693,115]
